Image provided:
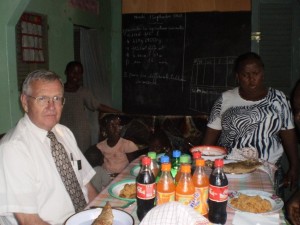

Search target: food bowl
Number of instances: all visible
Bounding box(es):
[190,145,227,161]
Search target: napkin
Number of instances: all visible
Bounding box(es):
[232,211,280,225]
[139,201,210,225]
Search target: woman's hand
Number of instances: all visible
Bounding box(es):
[287,190,300,225]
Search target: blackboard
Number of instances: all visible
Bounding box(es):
[122,12,251,115]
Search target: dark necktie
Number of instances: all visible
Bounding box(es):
[47,131,86,212]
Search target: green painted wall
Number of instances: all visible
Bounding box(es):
[0,0,122,134]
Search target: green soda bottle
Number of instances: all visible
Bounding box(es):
[170,150,181,179]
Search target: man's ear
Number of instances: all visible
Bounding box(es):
[20,94,28,113]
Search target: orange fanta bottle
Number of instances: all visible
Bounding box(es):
[192,158,209,217]
[156,162,175,205]
[175,164,195,207]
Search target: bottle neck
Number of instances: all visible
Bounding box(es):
[212,166,224,175]
[194,165,205,174]
[180,171,191,180]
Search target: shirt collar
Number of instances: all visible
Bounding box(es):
[24,114,53,142]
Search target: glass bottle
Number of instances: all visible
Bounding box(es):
[208,159,228,224]
[136,156,156,221]
[175,154,192,185]
[147,151,159,178]
[175,164,195,207]
[156,162,175,205]
[171,150,181,178]
[192,158,209,217]
[155,155,170,182]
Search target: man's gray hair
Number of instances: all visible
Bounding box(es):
[22,70,64,95]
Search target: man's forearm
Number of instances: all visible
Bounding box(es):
[14,213,50,225]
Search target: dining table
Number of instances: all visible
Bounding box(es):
[86,156,288,225]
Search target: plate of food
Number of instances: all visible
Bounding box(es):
[228,190,284,214]
[223,159,262,179]
[108,179,136,202]
[130,165,141,177]
[65,202,134,225]
[190,145,227,161]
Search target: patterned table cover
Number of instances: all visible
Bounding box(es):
[86,157,287,225]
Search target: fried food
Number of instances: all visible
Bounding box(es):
[223,159,262,174]
[205,160,214,168]
[92,202,114,225]
[119,183,136,199]
[230,194,272,213]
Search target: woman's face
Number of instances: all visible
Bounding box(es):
[236,59,265,95]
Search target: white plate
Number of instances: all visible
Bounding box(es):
[225,172,253,179]
[228,190,284,214]
[191,145,227,161]
[108,179,136,202]
[130,165,141,177]
[65,208,134,225]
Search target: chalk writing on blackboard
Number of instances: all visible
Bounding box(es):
[123,13,186,86]
[122,12,251,115]
[189,56,236,113]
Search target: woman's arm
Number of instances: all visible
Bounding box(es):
[202,127,221,145]
[279,128,299,189]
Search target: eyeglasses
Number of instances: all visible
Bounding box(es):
[27,95,65,106]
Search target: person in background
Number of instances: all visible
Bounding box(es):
[202,52,299,195]
[286,80,300,225]
[84,145,111,192]
[0,70,97,225]
[60,61,119,154]
[148,128,172,156]
[96,114,143,178]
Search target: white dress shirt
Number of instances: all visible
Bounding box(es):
[0,114,95,225]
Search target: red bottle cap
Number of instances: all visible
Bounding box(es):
[142,156,151,166]
[192,151,202,159]
[214,159,224,167]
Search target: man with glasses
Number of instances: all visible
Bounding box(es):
[0,70,98,225]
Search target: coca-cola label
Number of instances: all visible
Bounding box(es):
[209,184,228,202]
[136,182,156,200]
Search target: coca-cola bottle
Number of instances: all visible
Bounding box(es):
[136,156,156,221]
[208,159,228,224]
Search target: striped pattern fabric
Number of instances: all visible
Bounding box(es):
[208,88,293,163]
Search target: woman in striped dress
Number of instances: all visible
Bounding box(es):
[202,52,298,194]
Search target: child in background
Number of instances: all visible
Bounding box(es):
[96,114,140,178]
[148,128,172,157]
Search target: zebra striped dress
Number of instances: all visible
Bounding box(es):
[207,87,294,163]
